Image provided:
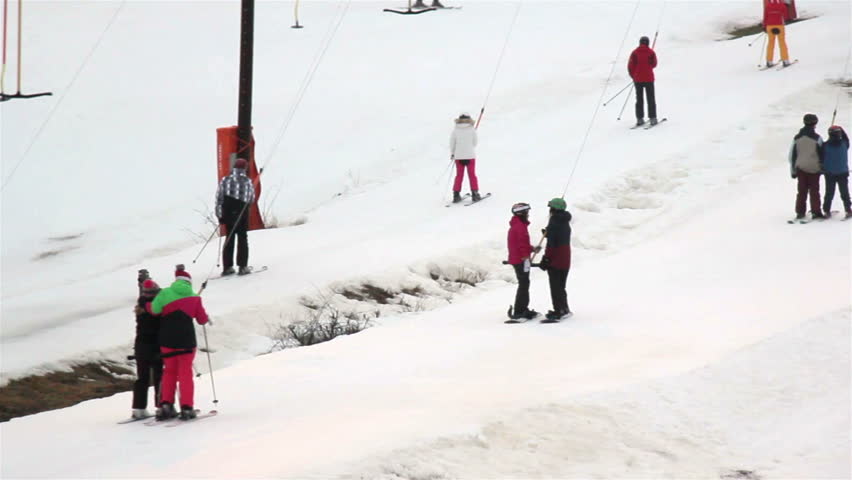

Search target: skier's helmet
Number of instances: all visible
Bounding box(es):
[547,197,567,211]
[639,36,650,46]
[234,157,248,169]
[828,125,844,139]
[803,113,818,126]
[511,202,531,215]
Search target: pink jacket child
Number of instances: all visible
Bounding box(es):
[507,215,532,265]
[506,203,540,320]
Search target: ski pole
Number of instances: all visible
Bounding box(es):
[616,83,634,120]
[192,226,220,264]
[216,230,223,268]
[748,30,765,47]
[501,260,541,267]
[202,324,218,407]
[603,81,632,106]
[757,30,767,67]
[435,157,454,184]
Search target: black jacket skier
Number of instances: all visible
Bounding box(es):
[131,278,163,419]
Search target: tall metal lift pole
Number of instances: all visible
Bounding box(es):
[236,0,255,160]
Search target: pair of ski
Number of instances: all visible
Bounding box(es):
[787,211,851,224]
[630,118,668,130]
[117,409,218,426]
[211,265,268,280]
[758,59,798,71]
[504,306,573,324]
[445,192,492,207]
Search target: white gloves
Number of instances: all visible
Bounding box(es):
[523,258,531,273]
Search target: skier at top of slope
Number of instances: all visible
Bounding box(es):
[763,0,793,68]
[628,35,659,127]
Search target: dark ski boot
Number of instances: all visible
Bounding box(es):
[471,191,482,202]
[179,405,197,420]
[510,308,538,320]
[812,212,826,220]
[221,267,236,276]
[238,266,253,276]
[413,0,427,7]
[431,0,445,7]
[649,117,658,126]
[846,210,852,219]
[156,402,178,421]
[635,118,645,127]
[452,191,463,203]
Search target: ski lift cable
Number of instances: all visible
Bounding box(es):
[475,1,522,129]
[1,0,127,192]
[830,46,851,126]
[560,0,643,199]
[262,0,351,172]
[199,0,353,287]
[651,0,667,48]
[262,0,352,208]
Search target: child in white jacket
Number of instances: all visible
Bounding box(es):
[449,113,482,202]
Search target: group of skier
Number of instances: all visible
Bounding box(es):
[124,1,844,419]
[505,199,573,322]
[130,265,210,421]
[789,114,851,220]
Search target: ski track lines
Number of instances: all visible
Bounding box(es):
[343,312,851,480]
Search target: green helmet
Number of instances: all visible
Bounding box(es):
[547,197,566,211]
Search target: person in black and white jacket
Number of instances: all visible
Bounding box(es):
[216,158,256,275]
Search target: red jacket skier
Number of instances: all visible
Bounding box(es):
[763,0,792,67]
[627,36,659,127]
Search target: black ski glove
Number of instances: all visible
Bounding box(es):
[539,257,550,271]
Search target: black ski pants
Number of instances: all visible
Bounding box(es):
[132,342,163,410]
[512,263,530,314]
[634,81,657,120]
[221,197,250,269]
[823,173,851,213]
[222,220,249,269]
[547,268,570,313]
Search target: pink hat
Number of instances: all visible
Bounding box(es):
[142,279,160,293]
[234,158,248,169]
[175,265,192,282]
